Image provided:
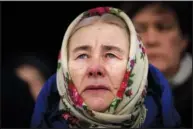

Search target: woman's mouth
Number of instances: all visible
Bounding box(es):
[83,85,110,95]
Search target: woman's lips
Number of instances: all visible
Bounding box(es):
[83,85,110,95]
[85,85,109,90]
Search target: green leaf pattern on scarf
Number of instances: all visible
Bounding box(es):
[57,62,61,70]
[128,79,133,86]
[141,53,145,60]
[109,98,121,111]
[135,55,137,63]
[65,73,69,84]
[109,8,122,16]
[83,104,87,110]
[83,104,95,116]
[130,73,135,77]
[139,44,145,60]
[128,70,135,87]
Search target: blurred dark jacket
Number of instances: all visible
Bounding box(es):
[2,68,35,128]
[169,53,192,128]
[2,55,54,128]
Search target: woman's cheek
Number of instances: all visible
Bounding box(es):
[69,60,87,84]
[69,59,87,71]
[106,58,127,71]
[105,60,127,91]
[105,58,119,70]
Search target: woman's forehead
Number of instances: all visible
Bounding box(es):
[135,3,177,20]
[68,22,129,50]
[70,23,129,44]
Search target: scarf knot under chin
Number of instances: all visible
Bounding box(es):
[56,7,149,128]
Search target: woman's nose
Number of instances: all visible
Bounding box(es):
[143,28,160,48]
[87,59,105,78]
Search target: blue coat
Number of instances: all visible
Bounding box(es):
[31,64,181,128]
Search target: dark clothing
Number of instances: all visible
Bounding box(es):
[31,64,181,128]
[172,74,192,128]
[2,69,35,128]
[2,55,53,128]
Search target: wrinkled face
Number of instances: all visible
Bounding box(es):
[68,22,129,112]
[133,4,187,77]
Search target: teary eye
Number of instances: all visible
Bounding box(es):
[105,53,116,58]
[156,23,173,32]
[77,54,88,59]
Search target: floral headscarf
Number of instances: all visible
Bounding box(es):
[56,7,149,128]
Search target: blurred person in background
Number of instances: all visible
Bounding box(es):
[14,55,53,101]
[2,55,53,127]
[120,1,192,128]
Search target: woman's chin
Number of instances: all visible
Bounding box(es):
[81,92,114,112]
[86,98,109,112]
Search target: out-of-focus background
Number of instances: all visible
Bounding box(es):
[1,1,192,128]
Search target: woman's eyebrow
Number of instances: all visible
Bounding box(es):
[102,45,124,54]
[72,45,125,54]
[73,45,91,53]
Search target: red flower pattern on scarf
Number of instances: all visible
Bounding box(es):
[139,44,145,54]
[88,7,110,16]
[62,113,71,120]
[126,89,133,96]
[141,89,147,97]
[68,82,83,107]
[58,51,61,60]
[116,71,130,98]
[62,113,79,125]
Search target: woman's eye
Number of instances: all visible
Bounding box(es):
[135,24,147,34]
[105,53,116,58]
[156,23,173,32]
[77,54,88,59]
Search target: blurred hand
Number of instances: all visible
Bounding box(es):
[16,65,45,101]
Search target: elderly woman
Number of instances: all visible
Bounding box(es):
[31,7,180,128]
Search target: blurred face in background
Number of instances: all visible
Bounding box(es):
[132,4,188,78]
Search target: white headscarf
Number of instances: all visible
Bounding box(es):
[56,7,149,128]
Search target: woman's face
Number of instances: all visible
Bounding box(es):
[132,4,187,77]
[68,22,129,112]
